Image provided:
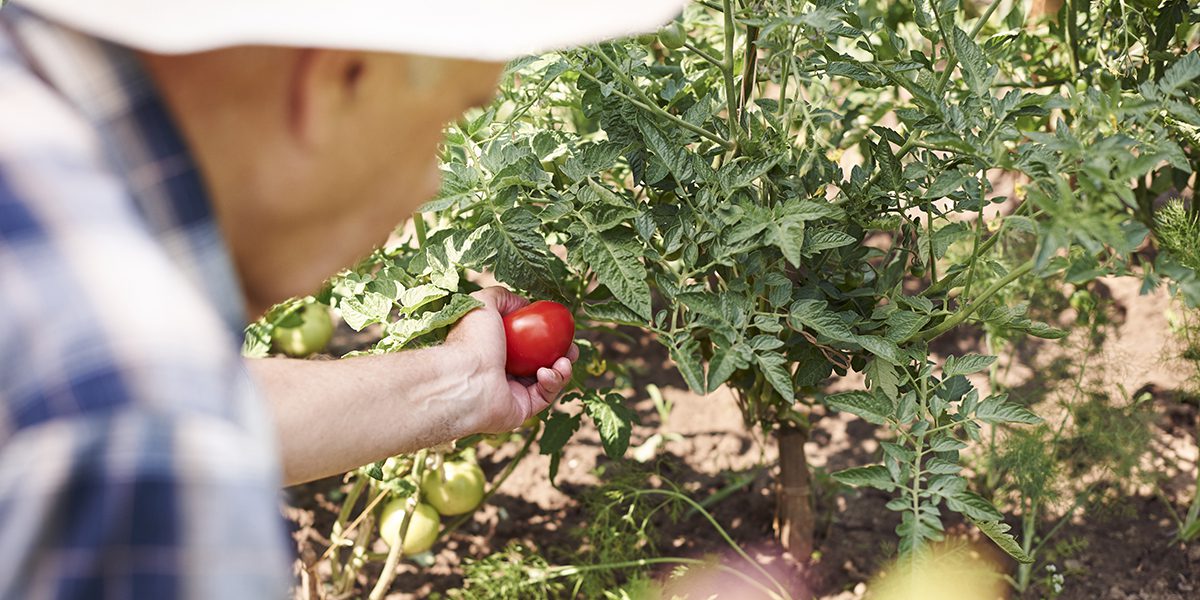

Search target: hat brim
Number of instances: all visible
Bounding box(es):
[13,0,686,61]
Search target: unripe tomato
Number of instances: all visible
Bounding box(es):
[658,22,687,50]
[503,300,575,377]
[421,460,486,516]
[378,500,440,555]
[272,302,333,358]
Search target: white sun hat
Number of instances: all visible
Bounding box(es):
[10,0,687,60]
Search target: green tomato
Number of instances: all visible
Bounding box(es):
[271,302,333,357]
[657,22,687,50]
[421,460,486,516]
[378,500,440,555]
[1069,290,1094,312]
[636,33,657,46]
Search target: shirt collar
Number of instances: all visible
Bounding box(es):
[3,7,250,333]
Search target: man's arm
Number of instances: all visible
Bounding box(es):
[251,287,577,485]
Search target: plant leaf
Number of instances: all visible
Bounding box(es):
[582,392,636,458]
[943,354,997,378]
[832,465,896,491]
[972,519,1034,564]
[952,26,997,98]
[975,393,1042,425]
[825,391,893,425]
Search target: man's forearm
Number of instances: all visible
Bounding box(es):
[249,346,484,486]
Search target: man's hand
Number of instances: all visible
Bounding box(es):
[446,287,578,433]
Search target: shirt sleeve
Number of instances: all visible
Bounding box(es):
[0,49,292,600]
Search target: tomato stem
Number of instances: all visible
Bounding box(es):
[368,449,428,600]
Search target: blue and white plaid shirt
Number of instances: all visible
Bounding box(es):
[0,7,291,598]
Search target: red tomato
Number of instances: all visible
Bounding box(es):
[502,300,575,377]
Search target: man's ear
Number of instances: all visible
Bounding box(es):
[287,49,368,148]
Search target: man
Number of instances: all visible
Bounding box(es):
[0,0,683,597]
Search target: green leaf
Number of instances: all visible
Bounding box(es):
[539,411,581,455]
[929,433,967,452]
[975,393,1041,425]
[943,353,997,377]
[884,311,930,343]
[803,228,857,255]
[789,299,856,342]
[825,391,892,425]
[1159,51,1200,97]
[572,225,652,320]
[399,284,449,314]
[482,208,561,296]
[539,411,582,484]
[875,139,902,191]
[582,392,636,458]
[926,475,967,498]
[637,117,713,184]
[561,142,625,182]
[383,293,483,346]
[881,441,915,462]
[946,491,1004,521]
[706,345,741,393]
[341,291,393,331]
[951,26,997,98]
[242,322,271,358]
[770,218,806,267]
[827,61,884,87]
[972,519,1034,563]
[781,198,845,221]
[717,155,781,193]
[897,511,944,555]
[854,335,905,366]
[832,465,896,491]
[583,301,646,326]
[912,0,938,38]
[924,458,963,475]
[864,358,900,398]
[668,337,707,394]
[678,292,728,323]
[755,352,795,401]
[924,169,967,199]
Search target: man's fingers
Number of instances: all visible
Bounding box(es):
[566,343,580,361]
[470,286,529,316]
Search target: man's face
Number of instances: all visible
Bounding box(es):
[307,53,504,265]
[142,48,505,313]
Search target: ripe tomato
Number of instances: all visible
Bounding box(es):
[502,300,575,377]
[421,460,486,516]
[272,302,333,358]
[378,500,440,555]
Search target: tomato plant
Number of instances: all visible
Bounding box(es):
[503,300,575,376]
[418,0,1200,566]
[249,0,1200,596]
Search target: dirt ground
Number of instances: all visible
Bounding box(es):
[286,276,1200,599]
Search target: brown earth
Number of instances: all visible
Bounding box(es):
[286,277,1200,599]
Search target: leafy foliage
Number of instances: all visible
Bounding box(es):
[251,0,1200,579]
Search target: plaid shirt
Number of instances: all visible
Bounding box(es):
[0,7,291,599]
